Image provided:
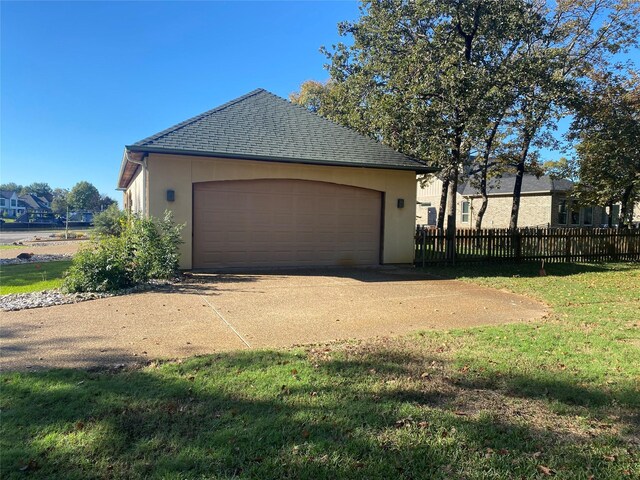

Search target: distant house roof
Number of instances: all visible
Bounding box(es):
[19,194,51,211]
[119,88,433,188]
[459,173,574,196]
[0,190,17,200]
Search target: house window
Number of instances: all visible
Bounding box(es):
[610,205,620,226]
[0,199,5,206]
[461,201,470,223]
[558,199,567,225]
[570,202,580,225]
[10,199,16,207]
[583,207,593,226]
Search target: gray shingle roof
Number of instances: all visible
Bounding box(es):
[126,88,431,173]
[460,173,574,196]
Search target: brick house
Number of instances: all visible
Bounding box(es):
[417,173,613,228]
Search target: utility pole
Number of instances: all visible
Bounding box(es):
[65,204,69,240]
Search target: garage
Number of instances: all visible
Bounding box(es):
[193,179,382,269]
[118,88,433,269]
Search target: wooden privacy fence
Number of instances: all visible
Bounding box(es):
[415,227,640,265]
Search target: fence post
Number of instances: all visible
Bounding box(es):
[514,229,522,261]
[446,226,456,265]
[565,229,572,262]
[422,228,426,269]
[487,229,493,260]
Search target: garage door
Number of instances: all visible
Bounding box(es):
[193,179,382,269]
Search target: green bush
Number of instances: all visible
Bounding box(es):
[93,204,127,236]
[62,211,183,293]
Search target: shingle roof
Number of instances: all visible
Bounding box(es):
[0,190,16,199]
[123,88,432,185]
[459,173,574,196]
[18,194,51,211]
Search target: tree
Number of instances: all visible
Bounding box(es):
[505,0,639,229]
[289,80,334,114]
[51,188,70,215]
[0,182,23,192]
[571,71,640,228]
[542,157,578,181]
[322,0,544,255]
[98,194,117,211]
[68,181,101,212]
[20,182,52,198]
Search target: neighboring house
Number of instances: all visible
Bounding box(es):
[417,173,610,229]
[0,191,26,218]
[117,88,433,269]
[18,193,52,214]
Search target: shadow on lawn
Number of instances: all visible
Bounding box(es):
[422,261,636,279]
[2,348,636,479]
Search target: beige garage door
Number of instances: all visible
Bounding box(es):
[193,179,382,269]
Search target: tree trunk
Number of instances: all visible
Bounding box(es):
[437,173,449,230]
[607,202,614,228]
[509,132,532,230]
[475,115,503,230]
[475,176,488,229]
[620,185,634,229]
[445,164,459,262]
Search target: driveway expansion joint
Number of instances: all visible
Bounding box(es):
[199,294,252,348]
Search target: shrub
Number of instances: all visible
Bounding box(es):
[93,204,127,237]
[62,211,183,293]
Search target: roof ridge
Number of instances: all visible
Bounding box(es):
[130,88,267,147]
[261,89,427,167]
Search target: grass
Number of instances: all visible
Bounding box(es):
[1,262,638,479]
[0,260,72,295]
[0,244,21,250]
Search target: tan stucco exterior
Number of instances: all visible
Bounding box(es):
[124,167,145,215]
[124,153,418,269]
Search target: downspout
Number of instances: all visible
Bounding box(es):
[125,150,148,216]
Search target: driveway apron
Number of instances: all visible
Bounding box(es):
[1,268,547,370]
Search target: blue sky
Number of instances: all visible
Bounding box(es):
[1,1,637,199]
[1,1,360,197]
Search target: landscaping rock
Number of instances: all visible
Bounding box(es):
[0,279,179,312]
[0,254,72,265]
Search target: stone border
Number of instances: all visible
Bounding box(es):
[0,254,72,265]
[0,280,176,312]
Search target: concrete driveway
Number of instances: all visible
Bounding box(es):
[0,268,547,370]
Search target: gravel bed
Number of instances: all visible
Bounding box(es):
[0,254,72,265]
[0,280,176,312]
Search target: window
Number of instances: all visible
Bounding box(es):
[583,207,593,226]
[461,201,470,223]
[10,199,16,207]
[0,199,5,206]
[609,205,620,226]
[570,202,580,225]
[558,199,567,225]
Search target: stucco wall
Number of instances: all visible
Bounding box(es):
[135,153,417,269]
[123,167,145,215]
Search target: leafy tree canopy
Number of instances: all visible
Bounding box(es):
[68,181,101,212]
[571,70,640,225]
[0,182,23,193]
[20,182,52,198]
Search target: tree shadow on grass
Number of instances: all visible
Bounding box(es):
[422,261,637,280]
[1,349,637,479]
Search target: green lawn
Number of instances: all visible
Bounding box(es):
[1,262,638,479]
[0,260,72,295]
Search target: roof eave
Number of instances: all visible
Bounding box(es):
[125,145,437,174]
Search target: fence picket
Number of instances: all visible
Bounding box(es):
[414,226,640,265]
